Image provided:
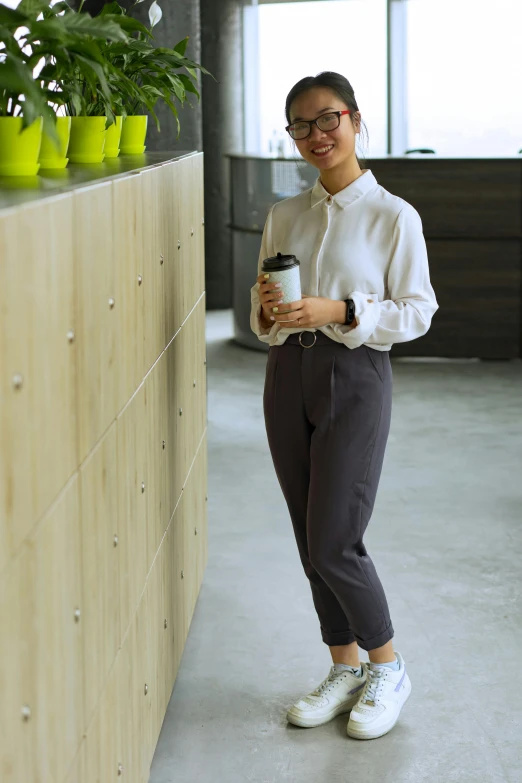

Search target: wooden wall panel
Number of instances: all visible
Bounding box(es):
[0,152,206,783]
[177,158,194,325]
[0,475,83,783]
[166,326,185,516]
[144,351,169,573]
[81,648,120,783]
[135,579,154,781]
[114,609,144,783]
[79,422,120,729]
[195,297,208,445]
[117,383,148,646]
[0,196,76,571]
[193,154,206,301]
[163,160,181,345]
[142,166,166,373]
[74,183,119,464]
[112,173,145,411]
[164,493,184,696]
[147,531,170,746]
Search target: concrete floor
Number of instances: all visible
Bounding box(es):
[150,310,522,783]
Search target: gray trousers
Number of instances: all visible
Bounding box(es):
[263,329,394,651]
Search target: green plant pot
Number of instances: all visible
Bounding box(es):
[68,116,107,163]
[120,115,148,154]
[0,117,43,176]
[38,116,71,169]
[104,116,123,158]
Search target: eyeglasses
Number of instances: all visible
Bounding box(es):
[285,110,352,140]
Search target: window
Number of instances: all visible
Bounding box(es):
[249,0,388,158]
[405,0,522,156]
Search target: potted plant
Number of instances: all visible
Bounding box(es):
[0,1,59,175]
[0,0,139,170]
[89,0,211,155]
[39,0,134,163]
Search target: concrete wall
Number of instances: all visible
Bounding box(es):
[200,0,246,309]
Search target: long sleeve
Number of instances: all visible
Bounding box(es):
[250,204,278,343]
[330,204,439,348]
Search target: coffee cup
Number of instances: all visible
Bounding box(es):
[262,252,301,312]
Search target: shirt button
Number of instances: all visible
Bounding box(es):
[367,299,373,303]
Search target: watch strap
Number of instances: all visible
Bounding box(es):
[344,298,355,325]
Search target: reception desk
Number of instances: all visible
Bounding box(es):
[0,152,208,782]
[229,154,522,359]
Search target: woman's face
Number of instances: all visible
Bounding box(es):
[288,86,360,172]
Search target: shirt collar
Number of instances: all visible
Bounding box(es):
[310,169,378,210]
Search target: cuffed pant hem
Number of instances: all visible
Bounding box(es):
[355,623,394,652]
[321,628,357,647]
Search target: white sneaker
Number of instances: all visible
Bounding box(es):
[346,651,412,740]
[286,665,367,728]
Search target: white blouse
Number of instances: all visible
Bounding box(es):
[249,168,439,351]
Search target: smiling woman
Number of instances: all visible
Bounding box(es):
[250,67,438,742]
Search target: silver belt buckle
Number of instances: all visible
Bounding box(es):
[298,330,317,348]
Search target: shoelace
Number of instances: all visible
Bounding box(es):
[361,666,387,705]
[313,666,348,696]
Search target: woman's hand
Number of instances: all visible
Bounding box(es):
[256,273,287,325]
[267,292,345,328]
[256,275,349,328]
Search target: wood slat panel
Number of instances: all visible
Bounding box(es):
[195,155,206,301]
[0,196,76,570]
[117,383,148,645]
[144,351,169,574]
[163,160,181,344]
[74,184,118,463]
[0,475,83,783]
[166,325,186,515]
[142,166,166,373]
[79,423,120,728]
[112,173,145,411]
[165,496,185,702]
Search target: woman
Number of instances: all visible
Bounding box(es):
[249,72,438,741]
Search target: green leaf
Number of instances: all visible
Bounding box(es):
[173,36,189,56]
[0,59,33,96]
[49,2,72,15]
[178,73,199,99]
[0,4,27,28]
[75,53,111,99]
[102,14,151,37]
[17,0,51,18]
[61,13,128,42]
[98,1,126,17]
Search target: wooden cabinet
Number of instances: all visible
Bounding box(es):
[0,152,207,783]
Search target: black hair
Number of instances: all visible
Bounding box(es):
[285,71,369,169]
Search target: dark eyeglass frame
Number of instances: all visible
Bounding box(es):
[285,110,352,140]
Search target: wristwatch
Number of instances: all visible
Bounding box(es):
[344,298,356,325]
